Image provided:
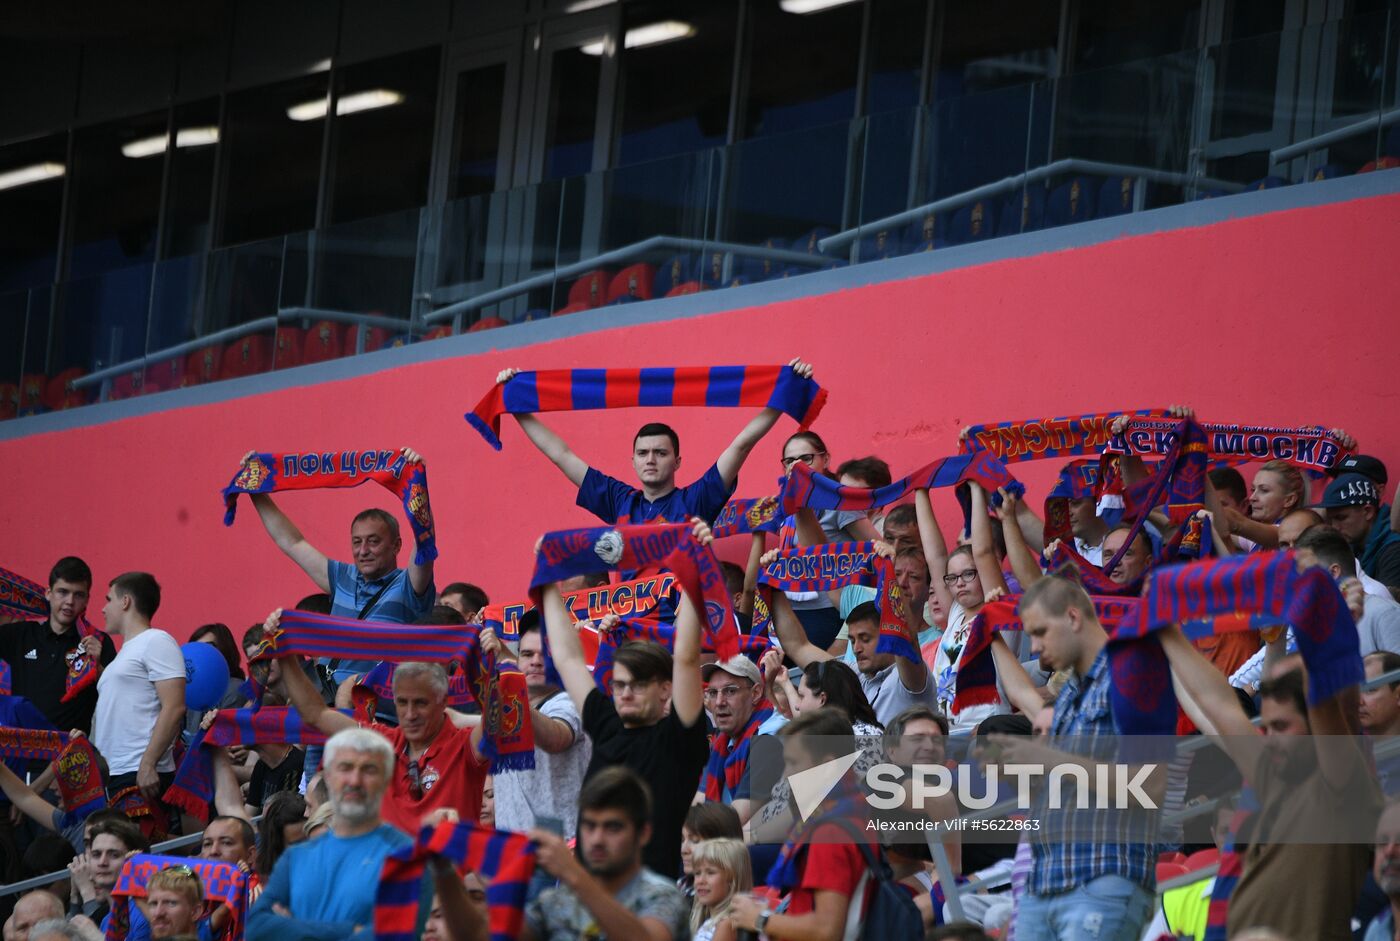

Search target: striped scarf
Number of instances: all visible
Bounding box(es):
[467,365,828,451]
[529,523,740,660]
[1203,788,1258,941]
[356,662,477,708]
[0,566,106,702]
[779,451,1019,516]
[480,572,677,640]
[221,449,437,564]
[1043,459,1099,545]
[163,707,332,822]
[589,620,772,693]
[0,726,67,761]
[703,705,775,802]
[757,542,917,664]
[712,496,782,539]
[960,411,1159,463]
[1105,418,1353,474]
[106,854,247,941]
[249,610,534,773]
[376,820,536,941]
[1043,539,1144,595]
[53,735,107,824]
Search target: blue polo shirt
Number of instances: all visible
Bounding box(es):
[325,560,434,682]
[575,463,734,526]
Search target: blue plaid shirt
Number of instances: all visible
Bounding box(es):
[1029,646,1157,896]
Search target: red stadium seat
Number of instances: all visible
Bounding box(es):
[44,368,87,411]
[145,359,182,391]
[665,281,703,298]
[183,346,222,386]
[19,374,46,412]
[221,335,271,379]
[0,383,17,419]
[607,264,656,303]
[1358,156,1400,174]
[567,269,612,309]
[109,369,144,401]
[552,302,592,317]
[423,325,453,341]
[342,325,390,355]
[1156,862,1189,882]
[1183,848,1219,871]
[273,327,305,369]
[1158,851,1186,865]
[302,321,343,364]
[468,316,508,332]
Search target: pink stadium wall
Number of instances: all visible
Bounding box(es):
[3,192,1399,640]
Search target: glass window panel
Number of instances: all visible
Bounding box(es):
[1331,6,1395,119]
[542,43,602,181]
[934,0,1060,100]
[1211,0,1288,139]
[448,62,508,199]
[614,0,737,167]
[219,73,328,246]
[1073,0,1202,70]
[329,47,441,224]
[0,134,67,292]
[162,99,221,259]
[866,0,928,115]
[67,110,166,280]
[741,0,862,139]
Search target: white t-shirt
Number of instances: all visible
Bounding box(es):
[1074,537,1105,566]
[93,628,186,775]
[492,690,591,838]
[860,661,938,727]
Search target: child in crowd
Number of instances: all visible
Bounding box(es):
[690,838,752,941]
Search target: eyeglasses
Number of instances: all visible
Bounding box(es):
[942,570,979,585]
[406,757,424,800]
[609,678,656,695]
[781,452,826,468]
[702,685,749,702]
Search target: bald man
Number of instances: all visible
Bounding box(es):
[1278,509,1324,549]
[8,892,63,941]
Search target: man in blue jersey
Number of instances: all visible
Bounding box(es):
[495,359,814,527]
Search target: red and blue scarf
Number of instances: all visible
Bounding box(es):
[106,854,247,941]
[780,451,1019,517]
[0,726,67,761]
[0,565,106,702]
[959,411,1159,463]
[108,786,167,842]
[1203,789,1259,941]
[481,572,677,640]
[467,365,828,451]
[376,820,536,941]
[755,542,917,664]
[1043,460,1099,545]
[54,735,107,825]
[712,496,782,539]
[250,610,534,773]
[703,705,775,802]
[356,662,477,709]
[221,450,437,564]
[1105,418,1354,474]
[164,707,331,821]
[766,781,869,888]
[588,621,773,692]
[530,523,740,660]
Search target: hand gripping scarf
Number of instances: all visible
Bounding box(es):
[249,610,534,773]
[480,572,677,640]
[376,820,537,941]
[959,411,1160,463]
[467,365,828,451]
[703,704,775,802]
[529,523,740,660]
[164,707,332,822]
[108,786,167,842]
[106,854,248,941]
[755,542,917,664]
[712,496,783,539]
[221,450,438,564]
[1042,460,1100,545]
[589,621,773,693]
[53,735,107,825]
[0,565,107,702]
[780,451,1019,517]
[1104,418,1354,474]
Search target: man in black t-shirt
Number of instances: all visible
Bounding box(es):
[538,523,710,880]
[0,557,116,734]
[245,743,306,815]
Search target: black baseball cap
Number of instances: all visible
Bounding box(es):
[1328,454,1388,486]
[1311,473,1381,509]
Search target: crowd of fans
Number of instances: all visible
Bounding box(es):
[3,364,1400,941]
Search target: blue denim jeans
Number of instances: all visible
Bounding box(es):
[1014,875,1153,941]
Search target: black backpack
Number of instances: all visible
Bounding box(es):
[818,816,926,940]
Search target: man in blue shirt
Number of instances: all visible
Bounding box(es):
[247,726,412,941]
[241,447,435,687]
[494,359,815,528]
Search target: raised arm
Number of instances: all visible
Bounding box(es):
[209,742,253,821]
[430,857,487,941]
[263,611,357,738]
[914,490,956,616]
[0,762,59,832]
[539,583,600,715]
[1157,625,1262,774]
[715,359,813,487]
[996,488,1043,588]
[479,627,577,754]
[400,447,435,596]
[498,369,589,487]
[766,581,831,668]
[247,497,331,593]
[968,483,1009,595]
[669,518,710,728]
[988,636,1044,716]
[739,533,766,615]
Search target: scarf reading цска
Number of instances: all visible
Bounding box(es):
[0,565,106,702]
[466,365,828,451]
[105,854,247,941]
[755,542,917,664]
[779,452,1019,517]
[480,572,678,640]
[529,523,740,660]
[248,610,534,773]
[1103,417,1354,474]
[959,411,1160,463]
[376,820,536,941]
[163,707,333,822]
[221,450,438,564]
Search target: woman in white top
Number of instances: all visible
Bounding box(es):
[690,838,753,941]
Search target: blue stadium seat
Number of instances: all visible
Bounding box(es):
[738,237,788,283]
[652,254,696,298]
[788,227,834,257]
[1096,177,1139,218]
[519,308,552,322]
[1246,176,1289,191]
[855,227,904,262]
[1309,164,1344,182]
[1193,188,1229,200]
[946,198,998,245]
[1045,177,1096,227]
[999,186,1047,233]
[694,249,731,288]
[902,211,946,252]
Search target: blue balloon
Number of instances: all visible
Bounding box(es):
[182,642,230,710]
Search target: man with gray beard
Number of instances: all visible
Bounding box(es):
[1364,801,1400,939]
[247,727,411,941]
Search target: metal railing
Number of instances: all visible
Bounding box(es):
[1271,106,1400,164]
[819,157,1248,256]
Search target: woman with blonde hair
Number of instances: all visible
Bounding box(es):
[690,838,753,941]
